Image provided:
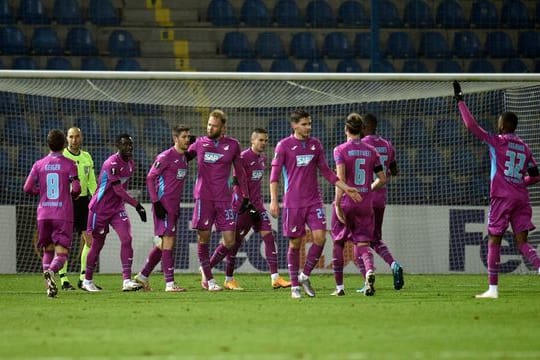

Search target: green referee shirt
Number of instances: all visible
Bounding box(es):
[63,148,97,197]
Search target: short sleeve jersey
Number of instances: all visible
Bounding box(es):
[63,148,97,197]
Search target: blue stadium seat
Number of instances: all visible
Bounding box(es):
[385,32,416,59]
[303,59,329,72]
[305,0,336,27]
[501,0,531,28]
[0,0,15,24]
[418,147,444,176]
[0,27,28,55]
[402,59,428,73]
[109,117,136,142]
[451,147,478,177]
[435,59,462,73]
[354,32,371,58]
[436,0,468,28]
[338,0,369,27]
[336,59,362,73]
[0,92,22,114]
[46,56,72,70]
[369,60,395,73]
[12,57,38,69]
[18,146,43,175]
[5,116,34,145]
[404,0,434,28]
[236,59,263,72]
[273,0,303,27]
[485,31,516,58]
[241,0,271,26]
[81,57,107,70]
[53,0,84,24]
[60,97,92,115]
[108,30,140,57]
[129,103,162,116]
[65,27,98,56]
[221,31,253,58]
[502,58,529,73]
[391,175,426,204]
[115,58,141,71]
[322,32,354,59]
[470,0,498,28]
[434,119,464,146]
[270,58,298,72]
[400,118,428,145]
[207,0,238,26]
[143,118,170,147]
[267,118,290,145]
[378,0,403,27]
[75,116,102,146]
[453,31,482,58]
[518,31,540,58]
[290,32,319,59]
[89,0,120,25]
[419,31,451,59]
[468,59,496,73]
[88,146,111,170]
[375,118,396,140]
[31,27,63,55]
[19,0,50,24]
[39,116,64,138]
[255,32,286,59]
[133,147,152,169]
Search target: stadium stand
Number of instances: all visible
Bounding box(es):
[0,26,28,55]
[53,0,84,24]
[470,0,499,28]
[435,0,468,28]
[255,32,287,59]
[305,0,336,27]
[386,31,416,59]
[322,32,354,59]
[0,0,15,24]
[269,58,297,72]
[207,0,239,26]
[468,59,496,73]
[273,0,303,27]
[19,0,50,24]
[484,31,516,58]
[336,59,361,72]
[290,32,319,59]
[12,56,38,69]
[88,0,120,25]
[403,0,434,28]
[337,0,369,27]
[240,0,271,26]
[221,31,253,58]
[65,27,98,56]
[45,56,72,70]
[419,31,451,59]
[236,58,263,72]
[30,27,63,55]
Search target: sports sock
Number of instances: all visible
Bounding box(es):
[209,244,229,269]
[357,245,374,273]
[303,243,323,276]
[119,236,134,281]
[161,249,174,283]
[49,253,68,274]
[332,241,345,286]
[141,246,162,278]
[487,241,500,286]
[58,260,69,284]
[518,242,540,270]
[225,240,242,277]
[372,241,395,267]
[353,245,366,278]
[42,250,54,272]
[262,233,278,275]
[79,243,90,281]
[198,243,213,280]
[288,247,300,287]
[85,233,105,281]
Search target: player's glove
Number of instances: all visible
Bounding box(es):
[153,200,167,220]
[453,80,464,102]
[136,203,147,222]
[246,204,260,223]
[238,198,251,214]
[188,135,197,145]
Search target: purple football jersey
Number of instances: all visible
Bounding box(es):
[236,148,266,212]
[361,134,396,207]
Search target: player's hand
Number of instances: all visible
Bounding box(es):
[335,205,346,224]
[247,204,260,223]
[238,198,251,214]
[153,200,167,220]
[136,203,147,222]
[453,80,464,102]
[269,200,279,219]
[345,187,362,203]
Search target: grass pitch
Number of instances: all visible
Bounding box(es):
[1,273,539,359]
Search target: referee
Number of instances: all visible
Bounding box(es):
[58,127,98,290]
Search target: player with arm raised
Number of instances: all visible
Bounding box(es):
[454,81,540,299]
[331,113,386,296]
[186,109,248,292]
[81,134,147,292]
[269,109,361,299]
[23,129,81,297]
[134,125,192,292]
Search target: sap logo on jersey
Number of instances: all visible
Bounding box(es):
[203,152,224,163]
[176,169,187,180]
[251,170,264,180]
[296,154,314,167]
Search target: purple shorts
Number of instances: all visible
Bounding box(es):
[488,197,535,236]
[37,219,73,249]
[192,199,236,232]
[331,198,374,244]
[87,209,132,239]
[331,204,351,242]
[236,209,272,237]
[282,205,327,238]
[153,210,180,237]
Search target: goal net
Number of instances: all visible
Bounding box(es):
[1,72,539,275]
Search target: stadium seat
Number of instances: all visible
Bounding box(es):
[221,32,253,58]
[436,0,468,28]
[289,32,319,59]
[375,118,396,140]
[108,30,140,58]
[502,58,529,73]
[338,0,369,27]
[273,0,303,27]
[433,119,464,146]
[81,57,108,70]
[403,0,434,28]
[369,59,395,73]
[88,0,120,25]
[0,27,28,55]
[31,27,63,55]
[109,117,136,142]
[419,31,451,59]
[53,0,84,24]
[115,58,141,71]
[417,147,444,176]
[270,58,297,72]
[65,27,98,56]
[452,31,482,58]
[378,0,403,27]
[305,0,336,27]
[129,103,162,116]
[45,57,72,70]
[12,57,38,69]
[5,116,34,145]
[385,32,416,59]
[391,175,426,204]
[143,118,170,147]
[267,118,291,145]
[402,59,428,73]
[39,116,64,138]
[0,91,22,114]
[240,0,271,26]
[451,147,477,177]
[0,0,15,24]
[354,32,371,58]
[322,32,354,59]
[95,100,125,115]
[19,0,50,24]
[236,59,263,72]
[75,116,102,145]
[485,31,516,58]
[400,118,428,145]
[336,59,362,73]
[501,0,531,28]
[207,0,238,26]
[467,59,496,73]
[518,31,540,58]
[88,146,112,170]
[255,32,286,59]
[303,59,330,72]
[470,0,499,28]
[435,59,462,73]
[18,146,43,175]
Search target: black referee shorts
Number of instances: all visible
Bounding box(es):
[72,196,90,234]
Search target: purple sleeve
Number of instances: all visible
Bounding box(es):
[23,163,39,195]
[112,183,139,207]
[458,101,490,143]
[333,146,344,166]
[232,145,249,198]
[270,142,284,183]
[146,158,163,203]
[318,148,339,184]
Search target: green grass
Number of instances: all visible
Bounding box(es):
[1,273,540,359]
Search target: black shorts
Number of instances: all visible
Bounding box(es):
[72,196,90,234]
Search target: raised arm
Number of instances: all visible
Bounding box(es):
[454,81,490,142]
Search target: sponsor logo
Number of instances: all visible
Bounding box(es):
[176,169,187,179]
[203,152,224,163]
[251,170,264,180]
[296,154,314,167]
